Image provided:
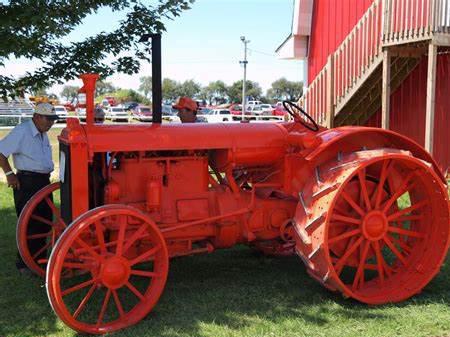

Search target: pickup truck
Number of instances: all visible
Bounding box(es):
[200,109,232,123]
[106,107,129,122]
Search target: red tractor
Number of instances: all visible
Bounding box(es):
[16,37,450,334]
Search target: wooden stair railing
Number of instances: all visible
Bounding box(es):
[383,0,450,46]
[299,0,383,127]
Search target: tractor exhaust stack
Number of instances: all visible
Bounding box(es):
[151,34,162,124]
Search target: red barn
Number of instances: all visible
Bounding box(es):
[277,0,450,174]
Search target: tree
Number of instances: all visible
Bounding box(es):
[60,85,79,101]
[96,88,150,105]
[32,87,49,97]
[177,79,201,98]
[162,78,179,102]
[227,80,262,103]
[0,0,194,100]
[267,78,303,102]
[139,76,152,98]
[200,80,228,105]
[96,81,116,96]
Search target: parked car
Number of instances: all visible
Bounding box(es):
[196,116,208,123]
[106,107,129,122]
[123,102,139,111]
[196,99,207,108]
[198,107,211,115]
[246,105,263,115]
[259,104,274,115]
[201,109,232,123]
[133,105,152,121]
[54,105,68,122]
[76,107,86,121]
[247,100,262,107]
[162,105,176,114]
[229,104,243,115]
[272,105,288,116]
[162,105,180,123]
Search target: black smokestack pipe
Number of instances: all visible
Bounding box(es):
[151,34,162,124]
[139,33,162,123]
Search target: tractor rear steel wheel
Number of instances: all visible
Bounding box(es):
[293,149,450,304]
[46,205,169,334]
[16,182,64,277]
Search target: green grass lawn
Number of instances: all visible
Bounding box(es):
[1,181,450,337]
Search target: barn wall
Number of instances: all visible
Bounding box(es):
[366,54,450,173]
[306,0,449,173]
[308,0,374,83]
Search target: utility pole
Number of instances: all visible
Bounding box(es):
[240,36,250,121]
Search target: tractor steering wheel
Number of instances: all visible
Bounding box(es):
[282,100,320,132]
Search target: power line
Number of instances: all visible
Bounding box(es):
[248,48,276,57]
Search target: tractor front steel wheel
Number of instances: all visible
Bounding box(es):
[16,182,64,277]
[46,205,169,334]
[294,149,450,304]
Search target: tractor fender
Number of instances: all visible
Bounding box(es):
[304,126,446,184]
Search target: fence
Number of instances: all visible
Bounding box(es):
[0,114,34,127]
[383,0,450,45]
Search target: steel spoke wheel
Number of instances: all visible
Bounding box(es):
[16,182,64,277]
[293,150,450,304]
[46,205,169,334]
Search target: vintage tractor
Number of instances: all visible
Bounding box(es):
[16,38,450,334]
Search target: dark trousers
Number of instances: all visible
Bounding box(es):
[14,172,52,269]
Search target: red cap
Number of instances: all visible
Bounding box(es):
[172,96,197,111]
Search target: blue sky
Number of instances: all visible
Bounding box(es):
[2,0,305,96]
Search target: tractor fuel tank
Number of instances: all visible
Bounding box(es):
[77,121,289,165]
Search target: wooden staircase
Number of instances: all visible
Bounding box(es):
[335,53,423,126]
[300,0,450,138]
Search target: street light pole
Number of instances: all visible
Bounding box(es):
[240,36,249,121]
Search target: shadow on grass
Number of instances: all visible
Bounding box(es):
[101,246,450,337]
[0,205,60,337]
[119,245,450,337]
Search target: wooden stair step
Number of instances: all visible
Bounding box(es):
[349,57,413,115]
[334,52,423,126]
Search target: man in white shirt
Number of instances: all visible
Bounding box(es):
[0,103,59,274]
